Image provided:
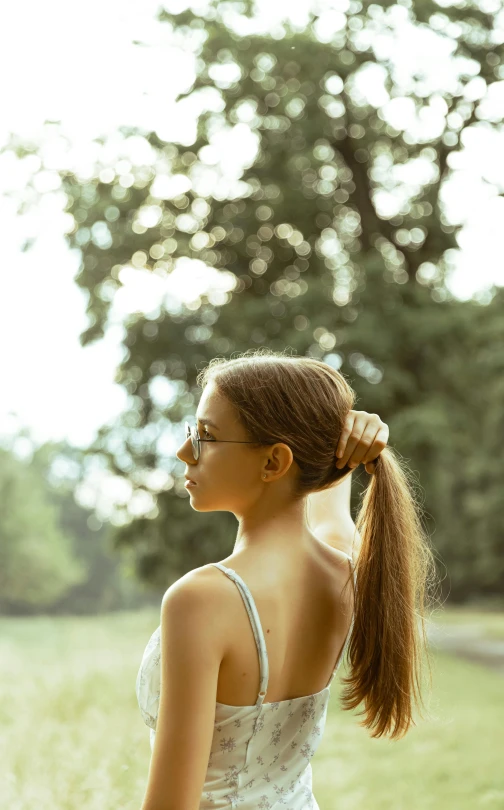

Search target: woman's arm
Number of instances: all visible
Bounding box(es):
[306,473,361,558]
[306,472,352,526]
[306,409,387,558]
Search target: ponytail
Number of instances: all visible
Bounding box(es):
[340,447,440,740]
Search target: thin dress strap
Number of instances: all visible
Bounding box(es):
[210,562,270,708]
[326,552,357,687]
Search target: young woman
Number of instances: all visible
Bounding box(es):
[136,349,437,810]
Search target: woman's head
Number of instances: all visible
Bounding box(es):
[179,348,440,742]
[177,348,357,514]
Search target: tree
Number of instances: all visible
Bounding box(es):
[0,438,86,611]
[5,0,504,598]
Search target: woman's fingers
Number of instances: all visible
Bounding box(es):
[335,410,362,466]
[364,457,382,474]
[361,426,389,466]
[336,411,389,470]
[335,411,378,468]
[337,424,383,469]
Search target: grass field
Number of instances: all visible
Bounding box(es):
[427,606,504,642]
[0,607,503,810]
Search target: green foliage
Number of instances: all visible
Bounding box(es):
[5,0,504,598]
[0,443,87,609]
[0,435,161,615]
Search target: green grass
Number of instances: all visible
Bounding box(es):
[316,652,504,810]
[0,610,156,810]
[0,608,503,810]
[429,605,504,642]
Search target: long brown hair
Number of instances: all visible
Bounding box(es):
[196,347,440,740]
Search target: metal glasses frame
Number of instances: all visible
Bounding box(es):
[185,421,269,461]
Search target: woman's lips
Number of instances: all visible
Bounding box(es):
[184,479,197,488]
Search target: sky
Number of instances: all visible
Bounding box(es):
[1,0,503,492]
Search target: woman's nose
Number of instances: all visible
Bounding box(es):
[176,436,193,462]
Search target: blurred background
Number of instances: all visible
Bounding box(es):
[0,0,503,808]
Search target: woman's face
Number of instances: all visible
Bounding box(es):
[176,381,294,516]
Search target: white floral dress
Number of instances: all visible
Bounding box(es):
[136,555,356,809]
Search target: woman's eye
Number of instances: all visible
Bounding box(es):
[202,427,214,440]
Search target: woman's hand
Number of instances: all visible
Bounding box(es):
[335,410,389,474]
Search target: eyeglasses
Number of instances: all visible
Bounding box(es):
[184,421,267,461]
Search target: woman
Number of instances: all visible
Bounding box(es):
[136,349,437,810]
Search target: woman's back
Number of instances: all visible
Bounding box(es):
[215,537,356,707]
[136,535,357,809]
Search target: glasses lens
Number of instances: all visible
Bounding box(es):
[186,422,199,460]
